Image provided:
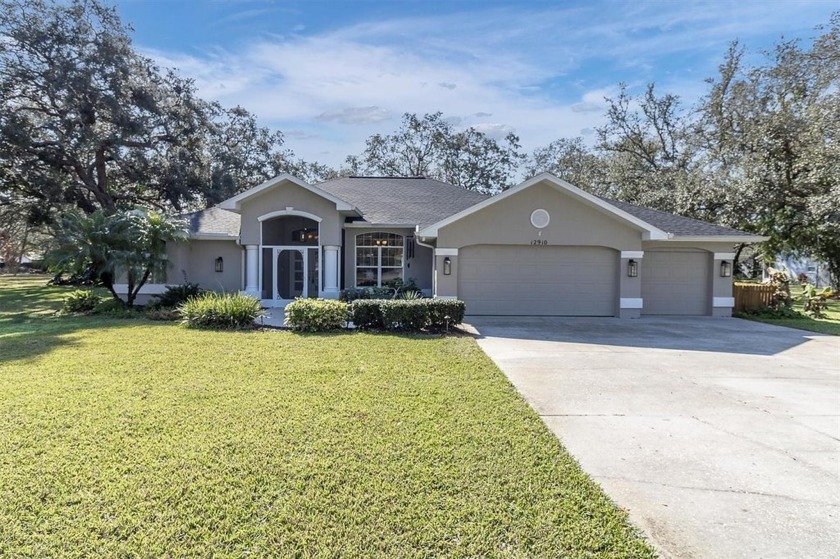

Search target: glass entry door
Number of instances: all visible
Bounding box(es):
[272,247,319,303]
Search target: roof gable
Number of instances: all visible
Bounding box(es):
[218,173,354,212]
[418,173,670,240]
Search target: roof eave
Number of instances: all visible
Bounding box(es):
[188,233,239,240]
[343,222,419,229]
[663,235,770,243]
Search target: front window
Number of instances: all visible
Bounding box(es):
[356,232,404,287]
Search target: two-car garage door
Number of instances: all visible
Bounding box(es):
[458,245,617,316]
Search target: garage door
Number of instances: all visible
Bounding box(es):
[642,251,710,315]
[458,245,617,316]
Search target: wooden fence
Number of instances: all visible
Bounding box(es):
[733,283,776,311]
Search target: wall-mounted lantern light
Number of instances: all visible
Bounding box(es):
[215,257,224,273]
[720,260,732,277]
[627,259,638,278]
[443,257,452,275]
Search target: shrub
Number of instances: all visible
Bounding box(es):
[285,298,349,332]
[339,286,397,302]
[339,288,369,302]
[426,299,466,328]
[349,299,466,331]
[62,289,101,314]
[380,299,429,330]
[735,307,804,319]
[180,292,262,330]
[350,299,386,329]
[92,298,141,319]
[145,307,181,321]
[148,282,203,309]
[801,284,835,318]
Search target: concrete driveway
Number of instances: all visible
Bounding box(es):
[468,316,840,559]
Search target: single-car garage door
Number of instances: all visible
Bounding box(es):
[458,245,617,316]
[642,251,710,315]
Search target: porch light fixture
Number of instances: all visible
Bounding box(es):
[443,257,452,275]
[215,257,224,273]
[720,260,732,277]
[627,259,638,278]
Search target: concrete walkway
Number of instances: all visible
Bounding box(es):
[468,316,840,559]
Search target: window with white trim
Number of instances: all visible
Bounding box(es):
[355,232,404,287]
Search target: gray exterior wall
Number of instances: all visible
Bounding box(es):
[167,240,243,293]
[238,182,343,247]
[433,180,645,317]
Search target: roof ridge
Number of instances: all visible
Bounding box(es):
[347,175,426,179]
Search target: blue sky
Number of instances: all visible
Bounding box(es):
[114,0,837,168]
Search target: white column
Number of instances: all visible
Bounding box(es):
[244,245,259,298]
[322,245,340,298]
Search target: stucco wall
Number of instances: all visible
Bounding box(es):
[238,181,343,247]
[167,240,242,292]
[436,181,643,250]
[433,181,645,316]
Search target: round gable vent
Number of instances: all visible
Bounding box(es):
[530,208,550,229]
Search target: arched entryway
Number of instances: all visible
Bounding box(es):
[260,213,320,305]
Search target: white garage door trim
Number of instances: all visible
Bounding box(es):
[458,244,618,316]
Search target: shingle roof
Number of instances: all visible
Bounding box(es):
[603,198,754,237]
[179,206,240,237]
[184,176,751,239]
[316,176,490,228]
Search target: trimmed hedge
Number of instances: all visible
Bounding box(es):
[350,299,465,331]
[180,292,262,330]
[285,298,349,332]
[350,299,385,329]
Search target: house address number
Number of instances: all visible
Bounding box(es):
[531,239,548,246]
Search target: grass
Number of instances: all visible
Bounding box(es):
[737,285,840,336]
[0,275,655,558]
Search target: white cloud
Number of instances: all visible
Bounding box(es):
[136,1,834,169]
[316,106,391,125]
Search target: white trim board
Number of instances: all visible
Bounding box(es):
[620,298,644,309]
[713,297,736,308]
[113,283,173,295]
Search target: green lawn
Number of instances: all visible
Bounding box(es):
[737,287,840,336]
[0,276,655,558]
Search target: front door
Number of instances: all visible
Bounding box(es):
[272,247,319,305]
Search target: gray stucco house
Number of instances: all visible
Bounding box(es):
[116,172,766,317]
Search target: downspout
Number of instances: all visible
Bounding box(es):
[415,225,437,297]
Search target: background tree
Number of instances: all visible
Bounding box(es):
[528,14,839,284]
[0,0,212,217]
[346,112,524,194]
[0,0,334,220]
[524,137,604,192]
[694,16,840,278]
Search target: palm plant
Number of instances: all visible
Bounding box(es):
[49,209,188,307]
